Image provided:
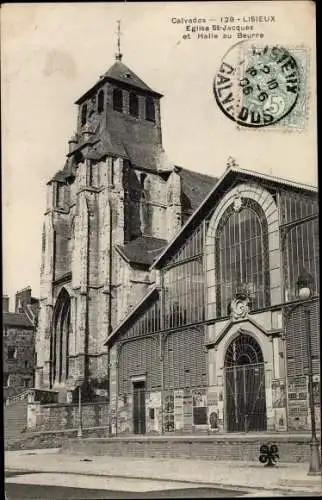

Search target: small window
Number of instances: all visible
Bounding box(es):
[55,183,64,208]
[129,92,139,117]
[146,97,155,122]
[8,347,16,360]
[4,326,8,337]
[140,173,147,188]
[113,88,123,112]
[23,379,31,388]
[4,373,10,387]
[87,163,93,186]
[97,90,104,113]
[81,103,87,126]
[87,162,99,187]
[110,161,115,186]
[25,360,29,368]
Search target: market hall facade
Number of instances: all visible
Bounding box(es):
[106,166,319,435]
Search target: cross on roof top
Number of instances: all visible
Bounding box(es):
[115,20,123,61]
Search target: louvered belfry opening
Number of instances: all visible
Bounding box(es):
[224,333,267,432]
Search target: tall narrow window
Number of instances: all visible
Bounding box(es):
[81,103,87,126]
[97,90,104,113]
[55,183,60,207]
[110,161,115,186]
[146,97,155,122]
[113,88,123,112]
[55,183,63,208]
[129,92,139,117]
[87,162,93,186]
[215,199,270,317]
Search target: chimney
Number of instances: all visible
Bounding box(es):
[3,296,9,312]
[15,287,32,313]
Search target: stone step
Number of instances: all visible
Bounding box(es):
[4,400,28,445]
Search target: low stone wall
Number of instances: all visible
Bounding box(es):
[5,427,109,451]
[34,401,109,431]
[61,434,318,463]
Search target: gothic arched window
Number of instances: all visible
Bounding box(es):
[51,288,71,386]
[81,103,87,126]
[145,96,155,122]
[113,88,123,112]
[129,92,139,117]
[215,198,270,317]
[97,90,104,113]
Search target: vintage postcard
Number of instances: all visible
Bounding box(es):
[2,1,320,498]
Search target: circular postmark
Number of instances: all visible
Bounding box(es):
[214,43,300,127]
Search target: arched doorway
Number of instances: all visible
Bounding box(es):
[224,333,267,432]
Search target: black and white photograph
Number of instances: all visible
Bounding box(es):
[2,1,320,498]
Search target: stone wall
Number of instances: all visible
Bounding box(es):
[62,434,317,463]
[5,426,109,451]
[34,401,109,431]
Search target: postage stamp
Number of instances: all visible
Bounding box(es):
[213,41,309,130]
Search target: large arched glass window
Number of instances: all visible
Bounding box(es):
[215,198,270,317]
[113,88,123,112]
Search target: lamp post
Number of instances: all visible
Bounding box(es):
[296,271,321,476]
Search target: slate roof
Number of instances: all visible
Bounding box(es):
[151,165,318,270]
[103,61,161,95]
[177,167,218,212]
[75,60,162,104]
[116,236,168,266]
[3,312,34,329]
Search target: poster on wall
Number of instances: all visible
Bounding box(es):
[208,406,219,431]
[147,391,161,433]
[313,375,320,406]
[288,376,307,401]
[164,391,175,432]
[272,379,287,408]
[275,407,287,431]
[287,376,308,430]
[192,389,208,426]
[174,389,184,431]
[192,389,207,407]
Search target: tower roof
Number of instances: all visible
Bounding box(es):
[75,60,163,104]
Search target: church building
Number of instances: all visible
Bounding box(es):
[35,50,215,400]
[36,49,319,435]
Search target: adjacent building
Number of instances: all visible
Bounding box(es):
[3,288,39,400]
[35,51,320,434]
[35,53,215,400]
[106,166,319,434]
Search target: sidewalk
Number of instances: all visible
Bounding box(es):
[4,448,321,495]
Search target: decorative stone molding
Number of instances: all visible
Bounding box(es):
[230,297,250,321]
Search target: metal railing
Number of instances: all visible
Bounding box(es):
[5,389,30,406]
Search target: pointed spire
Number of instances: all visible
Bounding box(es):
[115,20,123,61]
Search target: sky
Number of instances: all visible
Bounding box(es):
[2,1,317,309]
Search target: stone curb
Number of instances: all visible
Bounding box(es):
[5,466,319,495]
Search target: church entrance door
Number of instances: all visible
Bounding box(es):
[224,333,267,432]
[133,381,146,434]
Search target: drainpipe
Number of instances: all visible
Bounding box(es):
[160,272,165,434]
[84,200,90,397]
[107,197,114,432]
